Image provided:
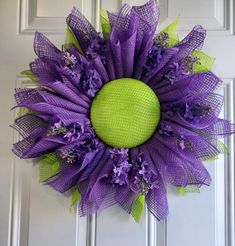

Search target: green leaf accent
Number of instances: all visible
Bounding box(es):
[100,9,111,38]
[176,185,200,196]
[161,16,180,47]
[70,186,81,209]
[21,70,39,82]
[39,153,61,183]
[131,194,145,223]
[192,50,215,73]
[65,26,84,54]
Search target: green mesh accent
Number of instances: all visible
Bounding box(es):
[90,78,161,148]
[217,139,229,154]
[205,155,219,161]
[70,186,81,209]
[21,70,39,82]
[208,140,229,161]
[65,26,83,54]
[205,139,229,162]
[17,107,35,117]
[192,50,215,73]
[176,185,200,196]
[39,153,61,183]
[161,16,180,47]
[100,9,111,38]
[131,194,145,223]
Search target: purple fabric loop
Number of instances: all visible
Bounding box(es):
[58,70,91,104]
[199,119,235,137]
[154,127,219,161]
[67,7,98,51]
[108,0,159,58]
[132,0,159,54]
[34,32,64,64]
[104,41,116,81]
[121,31,137,77]
[58,64,102,99]
[11,114,47,138]
[139,148,168,220]
[15,88,88,116]
[78,145,106,182]
[90,56,109,83]
[115,186,136,214]
[109,36,123,78]
[37,90,88,114]
[156,118,229,158]
[48,166,82,193]
[176,25,206,60]
[144,47,179,84]
[156,72,222,103]
[133,32,153,79]
[144,140,211,187]
[108,5,138,78]
[43,81,89,109]
[161,93,224,129]
[30,58,61,83]
[79,149,115,216]
[14,132,61,158]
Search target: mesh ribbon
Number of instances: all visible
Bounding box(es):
[176,185,200,196]
[17,107,35,117]
[161,16,180,47]
[70,186,81,209]
[39,153,61,183]
[192,50,215,73]
[65,26,83,54]
[100,9,111,38]
[21,70,39,82]
[131,194,145,222]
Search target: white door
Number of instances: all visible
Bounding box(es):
[0,0,234,246]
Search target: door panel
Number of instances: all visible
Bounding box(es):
[1,0,234,246]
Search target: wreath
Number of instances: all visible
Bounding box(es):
[12,0,234,221]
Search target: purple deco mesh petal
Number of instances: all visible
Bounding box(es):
[67,7,98,50]
[140,148,168,220]
[30,58,61,83]
[34,32,64,64]
[11,114,47,139]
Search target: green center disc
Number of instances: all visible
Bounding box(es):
[90,78,161,148]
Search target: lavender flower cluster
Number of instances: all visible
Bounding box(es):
[162,102,212,120]
[158,121,193,151]
[85,35,107,65]
[63,51,102,97]
[108,149,159,196]
[143,43,166,77]
[109,148,132,185]
[165,55,198,84]
[131,154,159,195]
[49,121,99,164]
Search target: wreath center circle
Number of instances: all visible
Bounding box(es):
[90,78,161,148]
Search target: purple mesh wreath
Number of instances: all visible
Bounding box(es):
[12,0,235,221]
